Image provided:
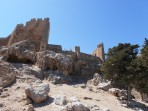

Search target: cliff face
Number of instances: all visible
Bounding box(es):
[0,18,50,51]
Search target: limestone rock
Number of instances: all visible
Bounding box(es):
[44,70,71,84]
[27,104,34,111]
[90,105,102,111]
[68,96,80,103]
[109,88,120,97]
[92,73,102,86]
[21,65,43,79]
[4,40,36,63]
[98,81,111,91]
[0,46,8,56]
[25,83,50,103]
[118,90,127,100]
[36,51,74,75]
[55,53,73,75]
[55,95,67,106]
[64,102,90,111]
[0,60,18,87]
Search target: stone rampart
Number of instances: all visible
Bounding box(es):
[0,35,10,47]
[47,44,62,52]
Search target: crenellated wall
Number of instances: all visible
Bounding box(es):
[0,18,104,65]
[0,18,50,51]
[61,50,103,63]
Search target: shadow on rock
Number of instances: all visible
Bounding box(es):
[32,96,54,108]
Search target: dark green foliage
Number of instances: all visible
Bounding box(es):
[102,43,139,87]
[134,38,148,94]
[102,43,139,101]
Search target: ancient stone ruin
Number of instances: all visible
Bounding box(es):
[0,18,148,111]
[92,43,105,62]
[0,18,104,76]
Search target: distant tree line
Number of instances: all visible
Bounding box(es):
[101,38,148,102]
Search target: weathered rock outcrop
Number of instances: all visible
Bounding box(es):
[36,51,74,75]
[0,18,103,82]
[0,60,18,87]
[3,40,36,63]
[44,70,71,84]
[25,83,50,103]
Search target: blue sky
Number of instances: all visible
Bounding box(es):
[0,0,148,54]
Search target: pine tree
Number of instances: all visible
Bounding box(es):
[102,43,139,102]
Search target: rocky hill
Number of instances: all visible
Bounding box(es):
[0,18,147,111]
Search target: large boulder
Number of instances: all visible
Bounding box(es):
[55,53,73,75]
[0,60,18,87]
[36,51,57,70]
[25,83,50,103]
[92,73,103,86]
[36,51,74,75]
[109,88,127,100]
[98,81,111,91]
[3,40,36,63]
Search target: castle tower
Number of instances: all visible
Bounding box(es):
[92,43,105,62]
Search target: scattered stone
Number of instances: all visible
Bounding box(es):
[23,98,32,105]
[83,97,92,100]
[90,105,102,111]
[109,88,120,97]
[68,96,80,103]
[64,102,90,111]
[55,95,67,106]
[0,92,9,98]
[88,87,93,91]
[0,60,18,87]
[25,83,50,103]
[3,88,8,91]
[0,103,4,107]
[80,84,86,88]
[102,108,111,111]
[98,81,111,91]
[27,104,34,111]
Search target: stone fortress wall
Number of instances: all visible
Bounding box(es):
[92,43,105,62]
[0,36,10,47]
[0,18,104,63]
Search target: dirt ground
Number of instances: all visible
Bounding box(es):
[0,74,147,111]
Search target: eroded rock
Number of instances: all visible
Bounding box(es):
[25,83,50,103]
[0,60,18,87]
[55,95,67,106]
